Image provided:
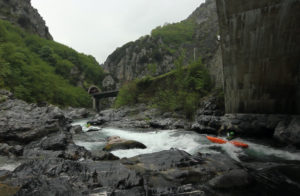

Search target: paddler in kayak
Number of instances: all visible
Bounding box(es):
[226,131,235,140]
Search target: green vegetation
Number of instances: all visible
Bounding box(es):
[115,53,212,119]
[151,20,195,46]
[0,19,105,107]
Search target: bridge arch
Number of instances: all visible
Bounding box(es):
[88,85,101,95]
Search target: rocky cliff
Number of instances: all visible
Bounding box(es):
[103,0,223,89]
[0,0,52,39]
[216,0,300,114]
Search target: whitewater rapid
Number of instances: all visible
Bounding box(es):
[73,119,300,162]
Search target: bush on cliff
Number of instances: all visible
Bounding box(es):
[151,19,195,46]
[114,53,212,119]
[0,19,105,107]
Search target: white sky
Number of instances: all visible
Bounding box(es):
[31,0,205,64]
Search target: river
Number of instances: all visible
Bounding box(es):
[72,119,300,163]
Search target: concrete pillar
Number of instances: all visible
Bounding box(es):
[92,98,100,112]
[216,0,300,114]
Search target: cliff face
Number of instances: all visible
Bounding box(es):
[103,0,222,89]
[216,0,300,114]
[0,0,52,39]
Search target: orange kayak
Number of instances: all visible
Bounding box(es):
[206,136,249,148]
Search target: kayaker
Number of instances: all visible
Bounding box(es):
[226,131,235,140]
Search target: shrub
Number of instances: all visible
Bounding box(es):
[114,81,138,108]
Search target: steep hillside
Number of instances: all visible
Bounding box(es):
[0,19,105,107]
[103,0,222,88]
[0,0,52,39]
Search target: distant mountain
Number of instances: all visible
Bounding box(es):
[0,0,52,39]
[103,0,222,89]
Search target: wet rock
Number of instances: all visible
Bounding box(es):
[62,143,93,161]
[0,143,23,157]
[91,151,120,161]
[191,122,217,134]
[103,136,146,151]
[69,125,83,134]
[274,116,300,147]
[88,116,108,126]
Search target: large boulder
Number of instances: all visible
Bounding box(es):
[40,132,72,151]
[103,136,146,151]
[0,98,69,144]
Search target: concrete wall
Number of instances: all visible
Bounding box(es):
[216,0,300,114]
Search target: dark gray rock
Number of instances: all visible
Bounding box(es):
[149,118,173,129]
[208,169,251,189]
[63,107,95,120]
[62,143,93,161]
[91,151,119,161]
[2,148,300,196]
[274,116,300,147]
[191,123,217,134]
[2,149,239,195]
[40,132,71,151]
[0,99,69,144]
[88,116,108,126]
[0,143,23,157]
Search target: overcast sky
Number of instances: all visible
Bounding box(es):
[31,0,205,64]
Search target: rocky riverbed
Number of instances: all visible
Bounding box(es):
[0,90,300,196]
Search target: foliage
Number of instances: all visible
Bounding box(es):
[151,20,195,46]
[114,81,138,108]
[147,63,157,76]
[0,19,105,107]
[114,52,212,119]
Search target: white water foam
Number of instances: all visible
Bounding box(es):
[244,140,300,161]
[73,120,300,161]
[101,128,205,158]
[0,163,21,171]
[71,119,100,132]
[0,156,21,171]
